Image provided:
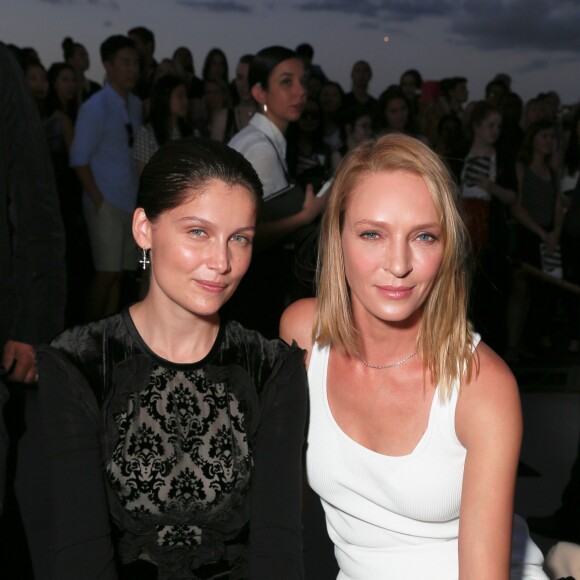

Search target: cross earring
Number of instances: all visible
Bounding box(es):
[139,248,150,270]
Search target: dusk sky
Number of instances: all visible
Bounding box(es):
[2,0,580,105]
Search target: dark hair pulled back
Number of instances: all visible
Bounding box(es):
[248,45,298,91]
[138,138,263,221]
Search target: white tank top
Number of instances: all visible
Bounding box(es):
[306,337,547,580]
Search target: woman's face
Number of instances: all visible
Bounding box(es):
[208,52,226,80]
[474,111,502,146]
[341,170,444,327]
[258,57,306,132]
[204,80,225,111]
[141,180,257,319]
[70,45,89,73]
[525,101,544,126]
[26,65,48,99]
[174,48,193,72]
[385,97,409,131]
[299,100,321,133]
[169,84,189,119]
[54,68,77,103]
[349,115,372,146]
[400,74,418,101]
[235,61,250,101]
[319,84,342,113]
[533,128,555,156]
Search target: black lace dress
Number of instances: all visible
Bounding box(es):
[37,310,307,579]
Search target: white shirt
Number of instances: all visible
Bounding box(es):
[228,113,288,199]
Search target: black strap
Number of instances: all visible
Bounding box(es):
[259,126,291,184]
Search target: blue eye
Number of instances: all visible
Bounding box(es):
[230,234,251,245]
[190,228,206,237]
[360,231,379,239]
[417,232,437,242]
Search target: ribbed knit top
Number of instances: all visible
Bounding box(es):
[305,335,547,580]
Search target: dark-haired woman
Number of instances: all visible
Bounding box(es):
[62,37,100,105]
[318,81,344,154]
[295,98,331,189]
[38,138,307,579]
[399,68,423,131]
[506,120,563,361]
[133,75,192,173]
[459,102,516,352]
[44,62,92,326]
[227,45,326,337]
[202,48,229,84]
[198,77,235,143]
[232,54,257,133]
[375,88,428,144]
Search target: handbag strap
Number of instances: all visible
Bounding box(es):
[259,128,292,184]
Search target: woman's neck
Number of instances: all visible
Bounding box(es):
[531,151,548,170]
[263,111,288,134]
[129,295,220,364]
[470,139,495,157]
[352,307,421,361]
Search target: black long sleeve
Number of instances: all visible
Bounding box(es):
[37,347,117,580]
[0,43,66,348]
[248,347,307,579]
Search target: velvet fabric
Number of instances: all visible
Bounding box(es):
[38,311,307,579]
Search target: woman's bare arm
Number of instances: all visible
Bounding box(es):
[456,343,522,580]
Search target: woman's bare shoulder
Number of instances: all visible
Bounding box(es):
[280,298,316,354]
[456,341,522,448]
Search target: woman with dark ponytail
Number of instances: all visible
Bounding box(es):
[133,75,193,173]
[62,36,100,105]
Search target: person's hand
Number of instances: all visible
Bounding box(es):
[1,340,36,384]
[299,184,327,224]
[473,174,492,191]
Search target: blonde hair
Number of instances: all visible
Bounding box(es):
[315,133,474,399]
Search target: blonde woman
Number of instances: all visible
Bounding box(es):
[281,134,546,579]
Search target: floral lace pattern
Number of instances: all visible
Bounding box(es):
[106,364,252,547]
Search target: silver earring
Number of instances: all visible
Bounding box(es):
[139,248,150,270]
[263,104,268,113]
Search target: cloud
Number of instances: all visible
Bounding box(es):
[297,0,380,17]
[294,0,580,53]
[296,0,455,20]
[176,0,251,12]
[514,54,580,73]
[451,0,580,52]
[40,0,119,6]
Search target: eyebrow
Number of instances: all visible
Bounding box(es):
[177,216,255,231]
[352,219,441,230]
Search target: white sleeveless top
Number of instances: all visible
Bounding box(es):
[306,338,547,580]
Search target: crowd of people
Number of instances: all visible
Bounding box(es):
[6,29,580,357]
[1,24,579,580]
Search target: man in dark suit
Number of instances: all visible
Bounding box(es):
[0,42,66,578]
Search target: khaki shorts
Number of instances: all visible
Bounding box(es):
[83,199,138,272]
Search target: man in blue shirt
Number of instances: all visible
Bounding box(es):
[70,35,142,321]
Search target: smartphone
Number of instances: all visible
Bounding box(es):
[317,178,333,197]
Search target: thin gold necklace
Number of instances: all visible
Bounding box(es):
[353,348,417,370]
